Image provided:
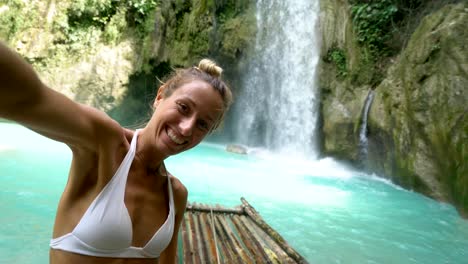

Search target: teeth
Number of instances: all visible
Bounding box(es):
[168,128,185,145]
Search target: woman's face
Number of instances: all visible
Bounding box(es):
[149,80,224,157]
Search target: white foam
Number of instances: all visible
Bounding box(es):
[17,191,36,197]
[0,145,13,152]
[365,173,406,191]
[246,149,356,180]
[168,145,354,207]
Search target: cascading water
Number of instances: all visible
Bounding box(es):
[231,0,320,158]
[358,89,375,162]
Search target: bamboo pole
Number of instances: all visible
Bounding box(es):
[231,215,268,263]
[213,213,235,262]
[200,212,219,263]
[241,197,309,264]
[182,213,193,262]
[189,213,199,263]
[238,215,273,263]
[191,212,203,264]
[195,212,209,263]
[187,204,244,214]
[217,214,251,263]
[239,215,280,264]
[225,215,254,263]
[244,214,291,261]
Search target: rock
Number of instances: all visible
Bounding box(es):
[368,3,468,217]
[318,0,371,161]
[226,144,248,155]
[318,0,468,217]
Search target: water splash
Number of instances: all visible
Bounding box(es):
[231,0,320,158]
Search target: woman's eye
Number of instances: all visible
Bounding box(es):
[197,120,209,131]
[177,102,189,114]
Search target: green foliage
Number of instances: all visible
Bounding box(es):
[33,0,157,67]
[66,0,157,30]
[195,0,215,16]
[221,11,256,59]
[351,0,398,57]
[158,0,254,66]
[160,1,213,66]
[0,0,21,40]
[102,8,128,44]
[0,0,38,41]
[348,0,400,86]
[126,0,158,33]
[216,1,256,59]
[216,0,251,24]
[50,8,102,56]
[325,47,348,78]
[67,0,119,30]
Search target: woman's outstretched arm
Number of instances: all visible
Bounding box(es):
[0,42,120,150]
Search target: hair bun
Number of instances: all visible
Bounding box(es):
[198,59,223,78]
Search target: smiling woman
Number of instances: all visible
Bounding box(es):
[0,41,232,264]
[149,80,224,156]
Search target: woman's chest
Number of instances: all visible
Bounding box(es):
[123,172,171,247]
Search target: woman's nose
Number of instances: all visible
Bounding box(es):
[179,116,195,136]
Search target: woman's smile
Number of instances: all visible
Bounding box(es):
[166,127,187,145]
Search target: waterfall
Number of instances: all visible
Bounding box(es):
[358,89,375,161]
[231,0,320,158]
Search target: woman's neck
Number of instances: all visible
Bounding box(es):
[134,129,166,175]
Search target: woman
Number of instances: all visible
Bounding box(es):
[0,42,232,263]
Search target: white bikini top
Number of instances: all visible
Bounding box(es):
[50,130,175,258]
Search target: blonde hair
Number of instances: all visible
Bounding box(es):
[197,59,223,77]
[159,59,233,131]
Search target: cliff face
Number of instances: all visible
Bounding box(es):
[1,0,255,124]
[369,4,468,216]
[318,0,369,161]
[1,0,142,111]
[319,1,468,217]
[151,0,255,68]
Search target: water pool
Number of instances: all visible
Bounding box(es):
[1,123,467,263]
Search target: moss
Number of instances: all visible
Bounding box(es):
[393,158,433,196]
[324,46,348,79]
[220,9,256,59]
[157,0,255,67]
[323,122,359,162]
[431,115,468,214]
[158,1,213,66]
[366,119,433,197]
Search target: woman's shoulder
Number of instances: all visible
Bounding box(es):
[90,109,127,144]
[66,105,127,153]
[169,174,188,214]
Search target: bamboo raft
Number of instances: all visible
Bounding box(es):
[178,198,308,264]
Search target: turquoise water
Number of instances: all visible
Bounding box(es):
[1,123,467,263]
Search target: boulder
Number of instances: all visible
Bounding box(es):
[226,144,248,155]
